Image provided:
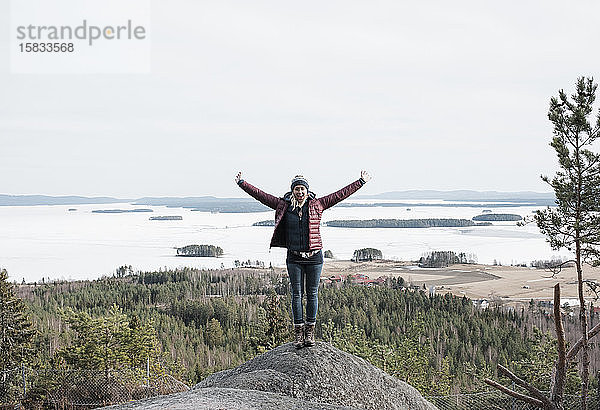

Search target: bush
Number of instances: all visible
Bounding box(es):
[419,251,475,268]
[352,248,382,262]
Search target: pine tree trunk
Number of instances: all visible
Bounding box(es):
[577,240,589,410]
[550,284,566,409]
[575,139,589,410]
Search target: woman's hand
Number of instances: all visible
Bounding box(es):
[235,172,242,184]
[361,170,371,182]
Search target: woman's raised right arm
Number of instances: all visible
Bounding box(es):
[235,172,282,210]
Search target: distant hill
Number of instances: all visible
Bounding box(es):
[0,194,127,206]
[0,190,556,208]
[357,190,555,204]
[0,194,269,212]
[337,202,542,209]
[134,196,239,206]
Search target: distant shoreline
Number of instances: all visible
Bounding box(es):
[92,209,153,214]
[0,191,555,209]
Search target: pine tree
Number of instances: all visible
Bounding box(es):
[535,77,600,409]
[0,269,35,401]
[48,304,180,405]
[206,318,224,347]
[262,290,288,349]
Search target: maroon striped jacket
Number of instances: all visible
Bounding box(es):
[238,178,365,250]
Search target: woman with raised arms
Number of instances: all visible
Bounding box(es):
[235,171,371,348]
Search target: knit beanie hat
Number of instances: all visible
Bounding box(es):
[290,175,309,191]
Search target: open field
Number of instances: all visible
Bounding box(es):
[322,259,600,307]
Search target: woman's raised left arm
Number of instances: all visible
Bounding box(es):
[318,170,371,210]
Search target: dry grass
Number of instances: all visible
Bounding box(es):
[322,259,600,307]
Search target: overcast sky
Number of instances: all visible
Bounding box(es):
[1,1,600,198]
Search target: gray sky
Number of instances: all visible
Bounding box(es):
[1,1,600,198]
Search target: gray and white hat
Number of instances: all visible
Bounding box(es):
[290,175,309,191]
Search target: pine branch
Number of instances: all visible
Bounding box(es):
[545,260,576,277]
[497,364,551,406]
[581,155,599,173]
[579,229,600,242]
[538,217,576,239]
[582,280,600,300]
[567,321,600,360]
[484,378,546,408]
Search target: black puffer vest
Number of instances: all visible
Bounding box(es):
[284,199,310,251]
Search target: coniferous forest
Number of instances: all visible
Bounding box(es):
[2,265,600,407]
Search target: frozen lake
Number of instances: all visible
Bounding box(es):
[0,201,569,282]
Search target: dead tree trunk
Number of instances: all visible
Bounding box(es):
[484,284,567,410]
[485,282,600,409]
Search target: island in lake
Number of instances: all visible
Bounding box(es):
[325,218,492,228]
[92,209,153,214]
[472,213,522,221]
[176,244,223,257]
[150,216,183,221]
[252,220,275,226]
[134,196,269,213]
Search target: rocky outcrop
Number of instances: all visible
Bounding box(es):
[104,342,437,410]
[103,387,351,409]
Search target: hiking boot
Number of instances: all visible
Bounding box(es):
[304,323,316,347]
[294,324,305,349]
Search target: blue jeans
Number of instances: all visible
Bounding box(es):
[286,262,323,325]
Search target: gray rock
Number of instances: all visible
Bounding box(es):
[196,342,437,410]
[104,342,437,410]
[103,387,352,409]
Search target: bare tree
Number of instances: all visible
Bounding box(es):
[485,284,600,409]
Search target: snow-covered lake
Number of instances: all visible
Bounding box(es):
[0,201,569,282]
